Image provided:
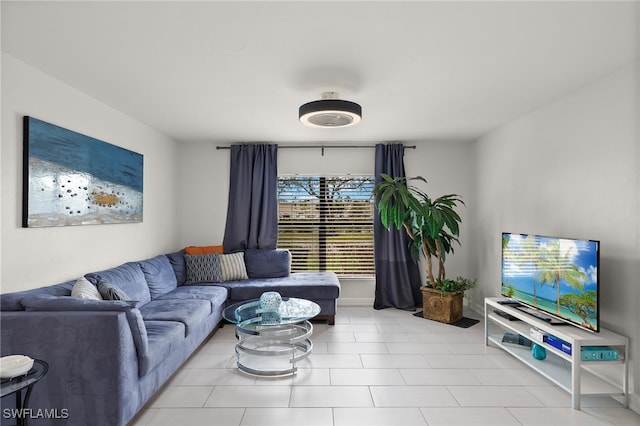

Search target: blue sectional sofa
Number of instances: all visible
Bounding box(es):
[0,249,340,426]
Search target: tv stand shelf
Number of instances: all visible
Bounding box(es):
[485,297,629,410]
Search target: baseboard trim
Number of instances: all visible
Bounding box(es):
[629,393,640,415]
[468,301,484,315]
[337,298,373,307]
[338,300,487,311]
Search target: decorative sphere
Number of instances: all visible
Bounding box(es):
[259,291,282,312]
[531,343,547,360]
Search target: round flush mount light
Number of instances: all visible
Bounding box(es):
[299,92,362,128]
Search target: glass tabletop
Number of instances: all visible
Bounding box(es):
[0,359,48,398]
[223,297,320,327]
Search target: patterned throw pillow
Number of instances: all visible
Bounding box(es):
[97,280,130,301]
[220,252,249,282]
[185,253,222,284]
[71,276,103,300]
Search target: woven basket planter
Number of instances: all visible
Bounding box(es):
[421,286,464,324]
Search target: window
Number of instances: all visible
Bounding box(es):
[277,176,375,277]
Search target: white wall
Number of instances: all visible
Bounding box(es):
[470,63,640,410]
[1,54,181,292]
[175,143,229,247]
[177,141,474,305]
[403,141,475,287]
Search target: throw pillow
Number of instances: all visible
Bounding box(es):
[97,280,129,301]
[71,276,103,300]
[185,253,222,284]
[184,245,224,255]
[220,252,249,281]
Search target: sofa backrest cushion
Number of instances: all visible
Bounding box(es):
[0,281,74,311]
[19,295,149,358]
[244,249,291,279]
[138,255,178,299]
[165,250,187,286]
[86,262,151,306]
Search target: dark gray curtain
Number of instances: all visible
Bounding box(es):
[222,144,278,252]
[373,143,422,310]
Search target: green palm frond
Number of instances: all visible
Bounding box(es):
[373,173,464,283]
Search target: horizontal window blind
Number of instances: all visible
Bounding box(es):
[278,176,375,277]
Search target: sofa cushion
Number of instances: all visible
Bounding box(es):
[223,272,341,302]
[166,250,187,286]
[86,262,151,307]
[19,295,149,359]
[184,245,224,255]
[155,285,227,312]
[0,281,75,311]
[244,249,291,279]
[220,252,248,281]
[184,254,222,284]
[139,320,185,376]
[138,255,178,299]
[139,299,211,337]
[71,276,103,300]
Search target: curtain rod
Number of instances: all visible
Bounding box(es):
[216,144,417,156]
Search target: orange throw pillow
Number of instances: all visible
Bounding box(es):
[184,245,224,255]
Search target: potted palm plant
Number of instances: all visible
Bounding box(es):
[373,173,475,323]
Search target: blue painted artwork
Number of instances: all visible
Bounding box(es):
[23,116,143,227]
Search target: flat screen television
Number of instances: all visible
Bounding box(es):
[501,232,600,332]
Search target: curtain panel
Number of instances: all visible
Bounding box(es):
[222,144,278,252]
[373,143,422,310]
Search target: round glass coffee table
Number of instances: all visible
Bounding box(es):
[1,359,48,426]
[223,297,320,376]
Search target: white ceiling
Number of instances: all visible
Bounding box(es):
[2,1,638,144]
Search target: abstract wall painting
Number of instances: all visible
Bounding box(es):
[23,116,144,227]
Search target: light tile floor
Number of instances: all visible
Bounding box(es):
[129,307,639,426]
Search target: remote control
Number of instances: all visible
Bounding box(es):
[497,299,521,306]
[493,309,520,321]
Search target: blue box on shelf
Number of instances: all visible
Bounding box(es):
[581,346,619,361]
[546,334,572,355]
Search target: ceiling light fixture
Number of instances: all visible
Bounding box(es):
[299,92,362,128]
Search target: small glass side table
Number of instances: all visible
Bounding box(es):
[223,297,320,376]
[1,359,48,426]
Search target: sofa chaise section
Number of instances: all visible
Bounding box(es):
[167,248,341,325]
[223,272,340,324]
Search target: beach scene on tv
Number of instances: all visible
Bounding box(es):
[501,233,599,331]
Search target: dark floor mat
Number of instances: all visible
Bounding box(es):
[413,311,480,328]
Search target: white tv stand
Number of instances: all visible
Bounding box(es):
[485,297,629,410]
